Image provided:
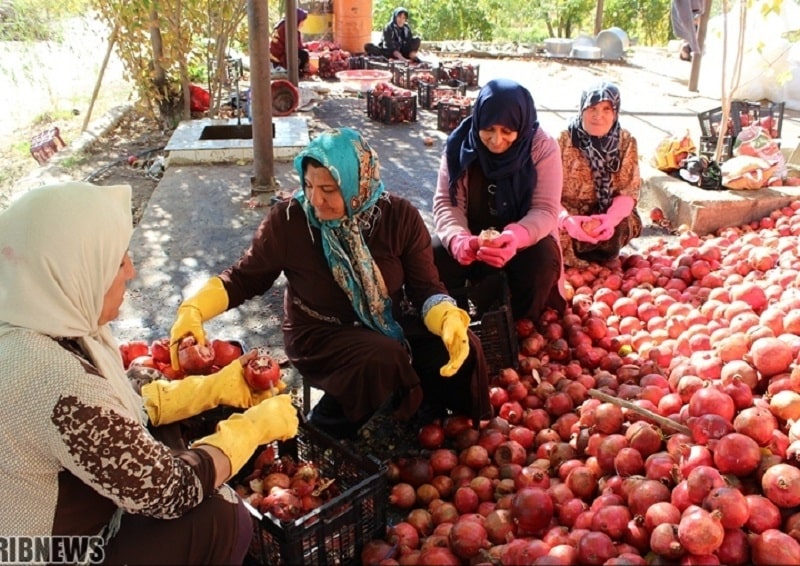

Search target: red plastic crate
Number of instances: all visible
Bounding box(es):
[437,97,473,132]
[366,89,417,124]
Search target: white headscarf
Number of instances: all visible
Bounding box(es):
[0,182,145,423]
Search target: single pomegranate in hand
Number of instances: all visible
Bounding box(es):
[478,228,502,248]
[177,336,215,374]
[244,353,281,391]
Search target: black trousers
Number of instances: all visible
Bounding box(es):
[364,37,421,60]
[433,234,564,322]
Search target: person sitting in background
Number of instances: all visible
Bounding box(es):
[432,78,566,324]
[0,181,298,564]
[364,7,421,62]
[270,8,310,74]
[168,128,491,440]
[557,81,642,268]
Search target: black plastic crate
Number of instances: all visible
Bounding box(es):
[237,416,387,565]
[436,61,480,88]
[451,274,519,376]
[348,55,368,70]
[698,100,785,141]
[390,62,436,90]
[731,100,785,140]
[366,90,417,124]
[366,57,394,72]
[318,53,350,79]
[418,80,467,110]
[437,98,472,132]
[697,106,730,138]
[699,135,734,163]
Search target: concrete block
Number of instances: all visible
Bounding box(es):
[643,164,800,235]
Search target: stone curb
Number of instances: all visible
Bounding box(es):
[12,102,135,193]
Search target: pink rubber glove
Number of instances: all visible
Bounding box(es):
[590,214,616,241]
[450,232,480,265]
[560,213,600,244]
[476,224,528,268]
[592,195,636,241]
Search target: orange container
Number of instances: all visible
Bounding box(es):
[333,0,372,54]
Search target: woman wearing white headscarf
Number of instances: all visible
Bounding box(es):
[0,182,297,564]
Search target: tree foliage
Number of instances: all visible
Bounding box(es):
[90,0,247,127]
[31,0,790,122]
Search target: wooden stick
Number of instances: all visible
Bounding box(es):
[589,388,691,436]
[82,20,120,132]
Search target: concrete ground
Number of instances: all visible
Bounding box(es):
[113,48,800,391]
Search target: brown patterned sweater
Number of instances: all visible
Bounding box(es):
[0,328,216,536]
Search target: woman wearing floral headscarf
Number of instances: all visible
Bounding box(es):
[169,128,491,439]
[557,81,642,268]
[433,78,566,323]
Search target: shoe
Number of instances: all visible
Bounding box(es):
[308,393,364,440]
[679,45,692,62]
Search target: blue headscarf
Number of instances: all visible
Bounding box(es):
[567,81,622,212]
[293,128,405,342]
[445,78,539,224]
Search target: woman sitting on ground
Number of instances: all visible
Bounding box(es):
[168,128,491,440]
[270,8,310,74]
[364,7,421,63]
[557,81,642,268]
[432,78,566,324]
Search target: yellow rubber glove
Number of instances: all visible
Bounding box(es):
[424,299,470,377]
[193,395,299,478]
[170,277,229,370]
[141,354,288,426]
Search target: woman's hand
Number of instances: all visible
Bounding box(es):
[560,214,600,244]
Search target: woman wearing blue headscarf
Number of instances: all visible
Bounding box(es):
[169,128,490,439]
[557,81,642,269]
[433,79,566,323]
[364,7,421,62]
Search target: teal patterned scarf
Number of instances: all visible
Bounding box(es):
[293,128,405,342]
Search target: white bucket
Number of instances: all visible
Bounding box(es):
[596,27,630,60]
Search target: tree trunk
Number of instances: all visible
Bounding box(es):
[149,4,176,125]
[594,0,605,35]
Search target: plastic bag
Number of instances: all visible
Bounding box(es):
[721,155,778,190]
[733,124,786,182]
[651,130,697,172]
[678,155,723,190]
[189,84,211,113]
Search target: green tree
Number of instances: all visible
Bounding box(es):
[91,0,247,127]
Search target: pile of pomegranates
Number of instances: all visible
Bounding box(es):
[118,335,245,380]
[361,203,800,565]
[233,446,339,522]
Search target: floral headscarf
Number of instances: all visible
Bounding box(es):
[445,78,539,224]
[0,182,145,424]
[567,81,622,212]
[293,128,405,342]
